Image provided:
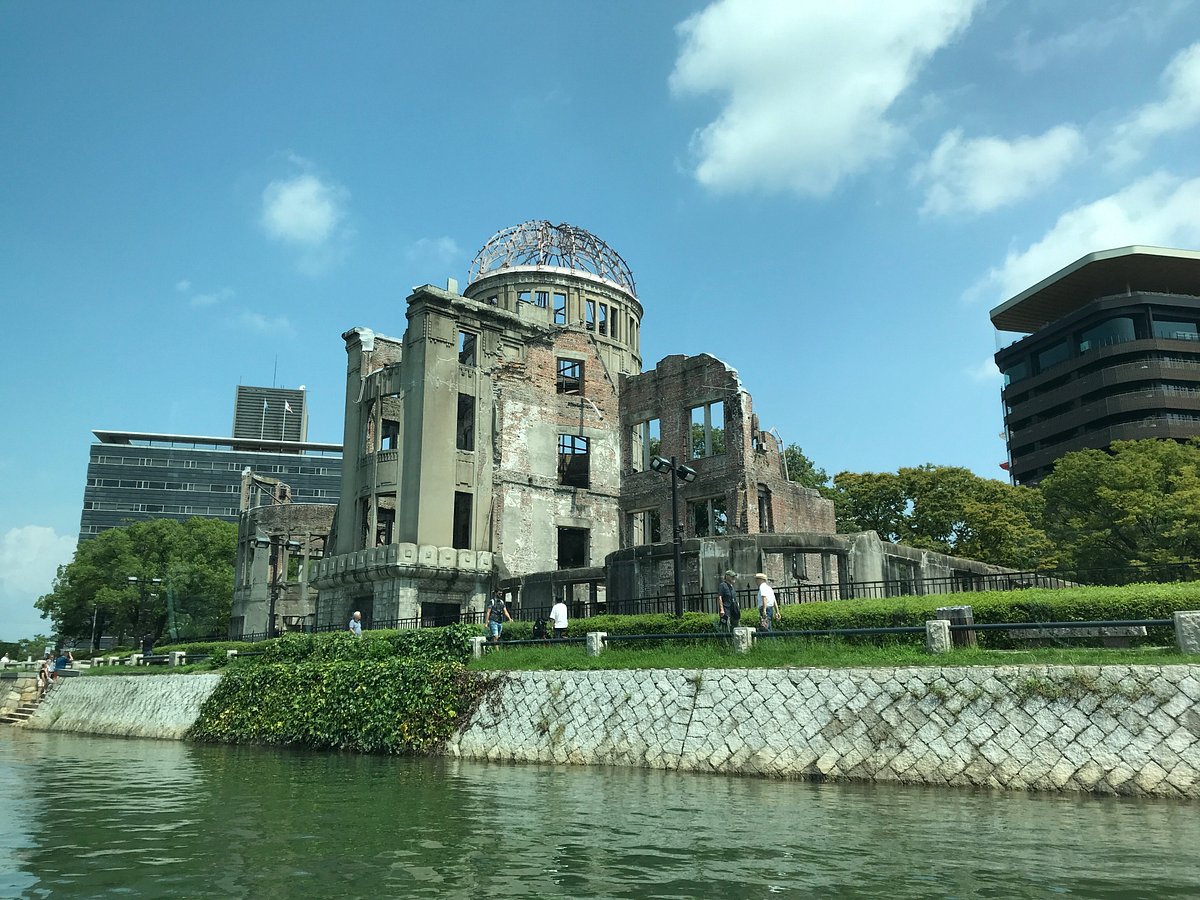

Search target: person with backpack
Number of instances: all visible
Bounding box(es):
[717,569,740,633]
[485,591,512,644]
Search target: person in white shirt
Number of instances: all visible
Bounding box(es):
[549,599,569,639]
[755,573,778,631]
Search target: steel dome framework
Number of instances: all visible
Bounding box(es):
[468,220,636,296]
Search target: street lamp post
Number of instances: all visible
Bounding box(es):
[649,455,697,618]
[256,533,302,639]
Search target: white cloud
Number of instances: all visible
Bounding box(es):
[174,280,191,293]
[185,286,234,308]
[237,311,294,335]
[669,0,982,196]
[965,357,1002,383]
[969,172,1200,304]
[1109,41,1200,167]
[915,125,1085,216]
[0,525,75,640]
[260,172,348,246]
[1003,3,1190,73]
[406,236,463,268]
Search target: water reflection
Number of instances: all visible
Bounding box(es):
[0,729,1197,898]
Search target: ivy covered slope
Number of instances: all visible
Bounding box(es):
[189,626,492,754]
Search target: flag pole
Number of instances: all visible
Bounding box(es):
[260,400,267,440]
[282,405,288,441]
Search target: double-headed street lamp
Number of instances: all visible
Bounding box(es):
[649,455,697,618]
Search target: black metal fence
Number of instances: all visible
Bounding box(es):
[209,560,1200,643]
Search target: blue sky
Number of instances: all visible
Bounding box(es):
[3,0,1200,640]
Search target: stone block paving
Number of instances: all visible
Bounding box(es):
[445,665,1200,797]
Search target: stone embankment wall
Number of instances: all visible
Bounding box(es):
[446,665,1200,797]
[25,674,223,740]
[1,673,39,717]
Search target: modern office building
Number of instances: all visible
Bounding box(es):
[232,385,309,442]
[80,386,341,541]
[992,246,1200,485]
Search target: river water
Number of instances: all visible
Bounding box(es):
[1,730,1196,899]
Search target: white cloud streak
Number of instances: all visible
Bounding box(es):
[916,125,1085,216]
[969,172,1200,304]
[669,0,982,196]
[1109,41,1200,167]
[237,311,294,335]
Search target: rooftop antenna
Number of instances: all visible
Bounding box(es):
[272,356,278,387]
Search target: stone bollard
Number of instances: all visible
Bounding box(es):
[91,657,103,668]
[732,626,755,654]
[1175,610,1200,654]
[925,619,952,654]
[130,653,142,666]
[108,656,120,667]
[471,636,488,660]
[586,632,607,657]
[170,651,186,667]
[226,649,239,660]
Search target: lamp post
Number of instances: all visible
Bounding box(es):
[649,455,697,618]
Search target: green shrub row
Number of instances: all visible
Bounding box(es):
[252,624,477,665]
[499,582,1200,648]
[188,659,488,753]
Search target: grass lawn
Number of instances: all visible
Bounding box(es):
[467,637,1195,672]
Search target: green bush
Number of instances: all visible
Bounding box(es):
[188,659,489,754]
[252,623,478,666]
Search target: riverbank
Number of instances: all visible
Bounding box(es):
[16,664,1200,797]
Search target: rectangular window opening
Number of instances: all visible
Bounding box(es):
[690,400,726,458]
[381,419,399,451]
[629,508,662,545]
[585,299,596,331]
[598,303,609,336]
[556,358,583,395]
[456,394,475,451]
[458,331,477,366]
[558,434,590,488]
[535,290,549,308]
[452,492,472,549]
[557,527,588,569]
[689,496,728,537]
[553,292,567,325]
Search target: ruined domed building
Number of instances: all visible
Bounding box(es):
[298,221,1006,631]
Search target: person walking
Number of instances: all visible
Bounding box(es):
[549,597,569,639]
[484,591,511,644]
[348,610,363,638]
[755,573,778,632]
[717,569,740,633]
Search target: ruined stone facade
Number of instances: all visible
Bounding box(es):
[231,471,334,637]
[310,221,837,624]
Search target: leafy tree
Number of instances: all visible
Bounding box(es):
[35,518,237,646]
[783,443,831,491]
[1040,439,1200,570]
[829,464,1053,569]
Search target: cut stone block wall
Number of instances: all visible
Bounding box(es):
[23,674,223,740]
[446,665,1200,797]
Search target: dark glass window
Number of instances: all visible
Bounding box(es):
[1079,317,1136,352]
[1034,341,1070,372]
[1154,319,1200,341]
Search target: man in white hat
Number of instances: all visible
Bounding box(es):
[755,573,778,631]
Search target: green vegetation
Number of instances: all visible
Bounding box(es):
[188,659,486,753]
[1040,438,1200,570]
[828,464,1051,569]
[468,639,1190,672]
[36,518,237,644]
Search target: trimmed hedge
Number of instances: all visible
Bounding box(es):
[500,582,1200,648]
[188,659,488,753]
[253,624,477,665]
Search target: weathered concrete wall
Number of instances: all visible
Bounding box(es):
[23,674,222,740]
[446,665,1200,797]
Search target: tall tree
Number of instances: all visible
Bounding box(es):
[36,518,237,645]
[782,443,831,491]
[1040,439,1200,570]
[830,464,1052,569]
